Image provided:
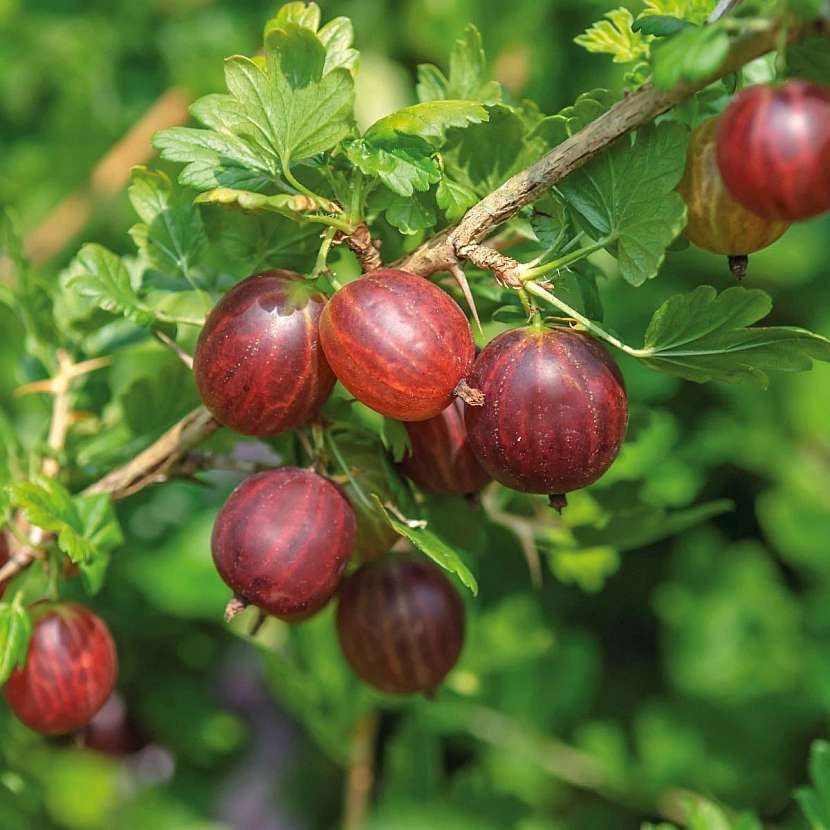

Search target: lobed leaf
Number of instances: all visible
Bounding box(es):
[558,122,689,285]
[637,286,830,385]
[574,8,652,64]
[65,244,153,325]
[416,24,501,105]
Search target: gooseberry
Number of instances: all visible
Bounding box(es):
[336,556,464,694]
[716,80,830,221]
[465,327,628,508]
[194,271,336,436]
[211,467,356,621]
[4,603,118,735]
[319,269,476,421]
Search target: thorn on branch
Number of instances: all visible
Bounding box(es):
[154,329,194,369]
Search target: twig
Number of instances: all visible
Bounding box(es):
[153,329,194,369]
[342,711,380,830]
[398,18,830,279]
[708,0,744,23]
[83,406,220,501]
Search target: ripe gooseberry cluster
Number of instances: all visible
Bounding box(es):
[197,266,629,694]
[679,80,830,269]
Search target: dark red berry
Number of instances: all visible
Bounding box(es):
[194,271,336,436]
[0,532,9,598]
[4,603,117,736]
[401,399,491,496]
[212,468,356,621]
[319,269,476,421]
[716,80,830,221]
[336,556,464,694]
[465,327,628,503]
[678,117,789,255]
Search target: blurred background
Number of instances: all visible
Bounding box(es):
[2,1,830,828]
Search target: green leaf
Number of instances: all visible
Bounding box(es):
[380,417,411,463]
[416,24,501,105]
[155,23,354,191]
[263,3,358,75]
[370,496,477,594]
[652,23,731,90]
[558,122,689,286]
[443,104,531,196]
[574,8,652,64]
[787,37,830,85]
[347,102,487,197]
[639,0,715,25]
[0,598,32,686]
[633,15,694,36]
[8,479,123,569]
[371,187,436,235]
[436,176,477,221]
[65,244,153,325]
[532,89,618,150]
[9,478,95,563]
[796,740,830,829]
[127,167,206,280]
[637,285,830,385]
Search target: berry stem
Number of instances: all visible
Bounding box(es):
[325,430,374,511]
[519,235,616,282]
[523,280,636,356]
[313,226,338,277]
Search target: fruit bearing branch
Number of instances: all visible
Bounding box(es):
[398,17,830,282]
[2,15,828,589]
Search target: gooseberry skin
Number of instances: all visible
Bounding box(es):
[336,556,464,695]
[465,327,628,498]
[193,271,336,436]
[678,117,790,255]
[211,468,356,621]
[401,399,492,496]
[318,269,476,422]
[4,603,118,736]
[716,80,830,221]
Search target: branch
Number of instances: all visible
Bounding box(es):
[399,18,830,278]
[83,406,220,501]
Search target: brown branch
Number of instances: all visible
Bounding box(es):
[342,711,380,830]
[398,18,830,278]
[83,406,220,501]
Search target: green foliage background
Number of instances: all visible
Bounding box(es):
[2,1,830,829]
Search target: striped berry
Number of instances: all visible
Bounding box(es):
[194,271,336,436]
[679,117,789,255]
[4,603,117,735]
[401,398,491,496]
[465,327,628,509]
[717,81,830,221]
[319,270,476,421]
[211,468,356,621]
[336,556,464,694]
